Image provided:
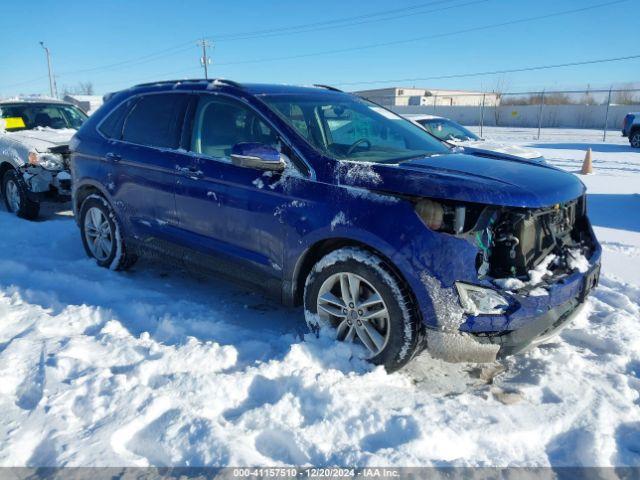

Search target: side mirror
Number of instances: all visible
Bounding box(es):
[230,143,285,172]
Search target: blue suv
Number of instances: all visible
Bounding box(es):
[70,79,601,371]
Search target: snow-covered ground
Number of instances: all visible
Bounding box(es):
[0,129,639,467]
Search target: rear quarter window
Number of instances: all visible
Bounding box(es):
[121,93,190,149]
[98,99,135,140]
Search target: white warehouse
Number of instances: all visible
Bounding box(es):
[353,87,501,107]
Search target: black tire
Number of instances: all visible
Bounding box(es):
[2,169,40,219]
[79,195,137,270]
[304,247,421,372]
[630,130,640,149]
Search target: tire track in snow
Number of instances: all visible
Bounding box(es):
[0,202,639,466]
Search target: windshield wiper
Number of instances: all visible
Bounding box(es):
[379,153,443,164]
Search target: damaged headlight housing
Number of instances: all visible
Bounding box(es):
[415,199,467,233]
[28,151,64,170]
[455,282,510,315]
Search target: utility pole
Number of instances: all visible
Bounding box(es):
[197,38,212,79]
[39,41,57,98]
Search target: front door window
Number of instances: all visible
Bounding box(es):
[191,97,279,161]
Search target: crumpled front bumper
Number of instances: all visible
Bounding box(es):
[459,249,601,360]
[424,245,601,363]
[22,165,72,201]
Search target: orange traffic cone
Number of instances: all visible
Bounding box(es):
[581,148,593,175]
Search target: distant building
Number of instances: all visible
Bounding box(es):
[63,94,103,115]
[353,87,500,107]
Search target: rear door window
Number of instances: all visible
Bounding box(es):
[122,94,190,149]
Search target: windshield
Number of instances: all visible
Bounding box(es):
[0,103,88,132]
[417,118,480,142]
[261,94,449,163]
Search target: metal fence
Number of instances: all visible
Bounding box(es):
[356,88,640,141]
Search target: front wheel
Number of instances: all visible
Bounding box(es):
[79,195,137,270]
[2,169,40,219]
[304,247,421,372]
[630,131,640,148]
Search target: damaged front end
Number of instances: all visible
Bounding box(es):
[473,196,599,304]
[415,195,600,362]
[21,145,72,201]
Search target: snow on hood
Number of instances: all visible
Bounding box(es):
[3,127,76,152]
[450,139,543,160]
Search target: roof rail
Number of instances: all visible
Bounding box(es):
[133,79,202,88]
[132,78,243,89]
[209,78,243,89]
[313,84,343,92]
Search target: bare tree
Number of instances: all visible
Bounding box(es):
[613,83,639,105]
[490,76,509,126]
[78,81,94,95]
[501,92,573,105]
[61,81,94,96]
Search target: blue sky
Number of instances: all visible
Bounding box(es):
[1,0,638,97]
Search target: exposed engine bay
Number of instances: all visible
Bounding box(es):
[414,195,596,290]
[473,196,595,285]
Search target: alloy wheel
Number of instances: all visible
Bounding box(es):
[631,133,640,148]
[5,179,21,213]
[84,207,114,261]
[317,272,391,357]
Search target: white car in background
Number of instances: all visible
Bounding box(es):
[0,99,87,219]
[406,114,545,163]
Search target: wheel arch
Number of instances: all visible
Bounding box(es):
[289,237,421,321]
[0,161,16,190]
[73,181,112,223]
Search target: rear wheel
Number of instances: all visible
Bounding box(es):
[2,169,40,219]
[630,131,640,148]
[79,195,137,270]
[304,247,421,371]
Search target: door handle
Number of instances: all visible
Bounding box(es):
[175,165,203,179]
[105,152,121,163]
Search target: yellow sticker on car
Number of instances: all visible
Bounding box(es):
[3,117,26,129]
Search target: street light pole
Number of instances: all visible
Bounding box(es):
[39,41,57,98]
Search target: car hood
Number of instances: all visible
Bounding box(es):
[4,127,76,152]
[451,139,543,160]
[366,153,585,208]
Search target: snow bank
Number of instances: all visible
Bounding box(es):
[0,131,639,467]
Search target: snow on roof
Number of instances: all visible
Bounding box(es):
[0,95,62,104]
[64,94,103,102]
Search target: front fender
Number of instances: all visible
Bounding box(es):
[0,137,29,169]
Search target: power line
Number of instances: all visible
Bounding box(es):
[214,0,628,66]
[0,75,49,90]
[0,44,198,91]
[87,53,640,96]
[58,43,197,76]
[9,0,465,86]
[336,54,640,87]
[0,0,629,93]
[1,0,480,91]
[214,0,487,42]
[59,0,470,77]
